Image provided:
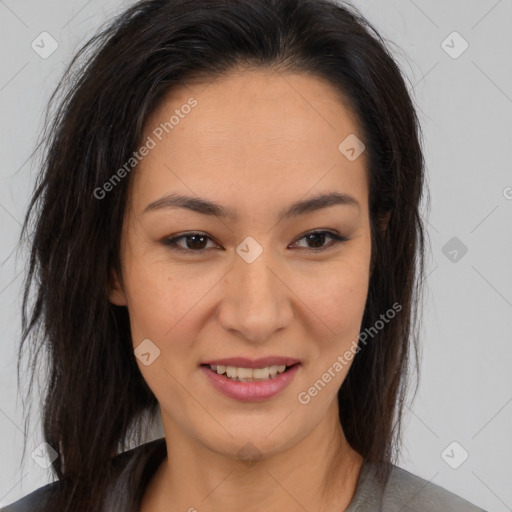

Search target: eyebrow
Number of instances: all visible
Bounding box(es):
[143,191,360,221]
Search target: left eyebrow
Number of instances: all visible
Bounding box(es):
[142,191,361,221]
[278,191,361,221]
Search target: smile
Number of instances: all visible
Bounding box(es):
[200,363,301,401]
[208,364,290,382]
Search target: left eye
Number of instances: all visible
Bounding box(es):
[163,230,348,254]
[291,230,348,250]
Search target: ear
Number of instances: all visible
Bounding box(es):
[108,268,128,306]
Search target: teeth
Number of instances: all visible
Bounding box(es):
[226,366,237,379]
[209,364,288,381]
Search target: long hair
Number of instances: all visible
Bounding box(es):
[17,0,427,510]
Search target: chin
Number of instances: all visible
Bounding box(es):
[199,421,303,460]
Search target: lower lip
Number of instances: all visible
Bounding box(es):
[200,364,300,402]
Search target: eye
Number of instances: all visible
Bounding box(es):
[162,232,219,254]
[290,230,349,251]
[162,229,349,255]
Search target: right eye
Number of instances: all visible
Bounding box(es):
[162,232,220,254]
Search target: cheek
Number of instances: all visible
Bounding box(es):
[295,258,370,398]
[298,248,371,340]
[122,260,176,339]
[122,251,224,353]
[300,274,369,357]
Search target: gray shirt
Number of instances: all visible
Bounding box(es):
[1,437,487,511]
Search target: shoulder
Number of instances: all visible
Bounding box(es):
[383,465,487,511]
[347,461,487,512]
[0,481,59,512]
[1,437,166,512]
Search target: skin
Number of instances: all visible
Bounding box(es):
[109,68,375,512]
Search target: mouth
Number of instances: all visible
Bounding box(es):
[199,362,301,401]
[200,362,300,382]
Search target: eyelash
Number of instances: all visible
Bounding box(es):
[162,230,349,255]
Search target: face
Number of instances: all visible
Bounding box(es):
[110,69,372,460]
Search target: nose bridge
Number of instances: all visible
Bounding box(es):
[218,239,292,343]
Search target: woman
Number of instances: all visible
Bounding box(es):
[3,0,486,511]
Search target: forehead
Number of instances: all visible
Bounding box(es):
[129,69,368,216]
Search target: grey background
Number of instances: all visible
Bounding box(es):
[1,0,511,510]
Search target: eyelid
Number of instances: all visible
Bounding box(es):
[162,229,349,255]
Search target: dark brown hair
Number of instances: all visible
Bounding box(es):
[17,0,427,510]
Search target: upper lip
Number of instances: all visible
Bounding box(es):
[201,356,301,368]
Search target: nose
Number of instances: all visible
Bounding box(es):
[217,249,293,344]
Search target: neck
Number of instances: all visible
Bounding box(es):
[141,403,363,512]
